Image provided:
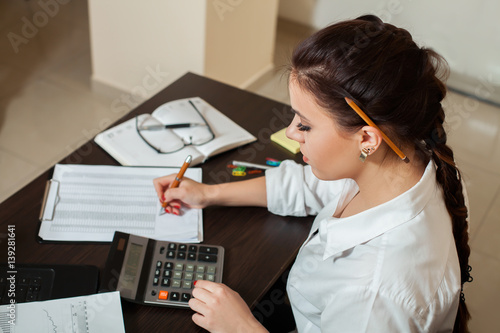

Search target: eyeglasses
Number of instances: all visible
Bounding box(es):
[136,100,215,154]
[344,97,409,163]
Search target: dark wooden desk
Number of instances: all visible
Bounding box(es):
[0,73,313,332]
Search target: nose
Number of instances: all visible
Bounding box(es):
[285,114,304,143]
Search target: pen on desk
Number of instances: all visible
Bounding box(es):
[140,123,206,130]
[232,160,273,170]
[161,155,192,211]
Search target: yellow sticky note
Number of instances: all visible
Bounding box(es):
[270,128,300,154]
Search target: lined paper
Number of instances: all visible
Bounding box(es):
[38,164,203,242]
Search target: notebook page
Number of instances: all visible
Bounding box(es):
[38,164,202,242]
[0,291,124,332]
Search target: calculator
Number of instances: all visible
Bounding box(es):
[100,231,224,308]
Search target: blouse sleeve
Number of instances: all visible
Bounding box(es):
[265,160,346,216]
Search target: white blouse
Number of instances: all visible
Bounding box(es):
[265,160,461,333]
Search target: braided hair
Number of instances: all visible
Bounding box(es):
[290,15,472,332]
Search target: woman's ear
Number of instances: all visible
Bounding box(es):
[359,126,383,153]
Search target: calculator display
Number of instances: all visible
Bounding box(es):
[122,243,143,288]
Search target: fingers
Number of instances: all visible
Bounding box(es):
[153,174,175,202]
[164,201,182,215]
[188,281,263,333]
[162,186,186,204]
[188,281,223,323]
[193,279,219,293]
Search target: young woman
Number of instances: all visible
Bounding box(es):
[154,15,472,333]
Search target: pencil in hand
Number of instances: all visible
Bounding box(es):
[160,155,192,215]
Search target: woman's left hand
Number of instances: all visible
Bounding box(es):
[189,280,268,333]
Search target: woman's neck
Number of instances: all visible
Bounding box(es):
[339,150,427,218]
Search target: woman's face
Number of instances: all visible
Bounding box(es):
[286,80,361,180]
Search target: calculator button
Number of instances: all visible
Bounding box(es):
[195,273,204,280]
[172,280,181,288]
[159,246,165,254]
[207,274,215,282]
[196,266,205,273]
[153,277,159,286]
[156,261,162,268]
[175,263,184,271]
[161,278,171,287]
[168,243,177,250]
[167,251,176,259]
[185,272,194,280]
[179,244,187,251]
[177,252,186,260]
[188,245,197,252]
[199,246,218,255]
[207,266,216,274]
[173,271,183,279]
[159,290,169,300]
[170,292,180,301]
[181,293,191,302]
[154,269,161,276]
[165,262,174,270]
[186,264,195,272]
[187,253,196,261]
[151,290,157,296]
[163,270,172,278]
[199,254,217,263]
[183,281,192,289]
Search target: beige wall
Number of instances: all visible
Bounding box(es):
[88,0,278,99]
[88,0,207,99]
[205,0,278,88]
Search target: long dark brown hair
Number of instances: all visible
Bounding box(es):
[290,15,471,332]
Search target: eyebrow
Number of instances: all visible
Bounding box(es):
[290,107,310,121]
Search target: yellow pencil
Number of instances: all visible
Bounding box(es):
[345,97,409,163]
[162,155,192,209]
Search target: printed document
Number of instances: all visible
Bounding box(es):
[38,164,203,242]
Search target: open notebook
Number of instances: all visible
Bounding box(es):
[39,164,203,243]
[94,97,256,167]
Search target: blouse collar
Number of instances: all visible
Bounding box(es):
[318,160,437,260]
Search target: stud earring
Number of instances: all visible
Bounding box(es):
[359,147,375,162]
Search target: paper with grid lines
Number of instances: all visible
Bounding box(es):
[38,164,202,242]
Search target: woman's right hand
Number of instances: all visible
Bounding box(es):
[153,174,217,215]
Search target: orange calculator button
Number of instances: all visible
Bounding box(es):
[159,290,169,300]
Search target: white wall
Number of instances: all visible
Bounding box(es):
[278,0,500,105]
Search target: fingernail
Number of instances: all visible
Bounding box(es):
[172,203,181,209]
[173,211,179,216]
[193,280,197,286]
[165,206,172,214]
[162,194,166,201]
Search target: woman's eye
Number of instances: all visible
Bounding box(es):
[297,122,311,131]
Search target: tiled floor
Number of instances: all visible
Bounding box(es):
[1,1,499,331]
